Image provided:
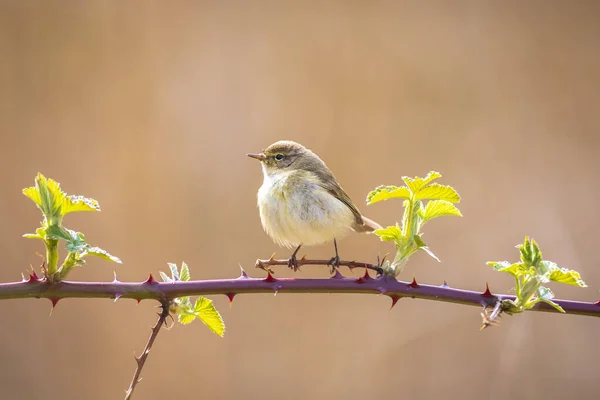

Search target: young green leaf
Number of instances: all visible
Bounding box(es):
[23,227,47,241]
[366,185,411,205]
[193,297,225,337]
[168,263,180,281]
[23,173,67,225]
[536,296,566,313]
[419,200,462,222]
[45,225,75,242]
[82,247,122,263]
[62,195,101,214]
[487,261,534,278]
[414,184,461,203]
[159,271,172,283]
[178,304,197,325]
[548,267,587,287]
[519,237,542,267]
[179,262,191,282]
[402,171,442,194]
[487,261,512,271]
[413,235,440,262]
[373,226,402,242]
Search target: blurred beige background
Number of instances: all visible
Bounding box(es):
[1,1,599,399]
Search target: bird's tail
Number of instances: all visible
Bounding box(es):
[354,215,382,233]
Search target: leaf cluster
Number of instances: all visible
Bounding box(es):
[160,262,225,337]
[367,171,462,276]
[23,173,120,281]
[488,237,587,313]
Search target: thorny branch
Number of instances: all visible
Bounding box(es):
[255,255,385,275]
[3,261,599,319]
[125,298,171,400]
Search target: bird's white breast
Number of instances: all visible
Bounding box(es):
[256,168,355,248]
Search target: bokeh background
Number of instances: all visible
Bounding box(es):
[1,1,599,399]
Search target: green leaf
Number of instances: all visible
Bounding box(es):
[487,261,511,271]
[519,236,542,267]
[419,200,462,222]
[23,227,47,240]
[366,185,411,205]
[168,263,180,281]
[488,261,534,278]
[159,271,172,283]
[414,184,461,203]
[538,286,555,300]
[193,297,225,337]
[537,298,565,313]
[24,173,67,225]
[178,305,196,325]
[180,262,191,282]
[83,247,122,263]
[22,186,42,207]
[548,267,587,287]
[402,171,442,194]
[45,225,74,242]
[373,225,402,242]
[62,195,101,214]
[414,235,440,262]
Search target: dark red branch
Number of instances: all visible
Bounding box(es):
[2,274,598,318]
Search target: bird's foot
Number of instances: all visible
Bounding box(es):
[328,238,341,274]
[287,244,302,272]
[328,255,340,274]
[287,255,300,271]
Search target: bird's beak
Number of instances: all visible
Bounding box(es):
[247,152,267,161]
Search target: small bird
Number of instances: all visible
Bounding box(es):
[248,140,381,271]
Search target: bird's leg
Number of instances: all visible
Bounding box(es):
[288,244,302,271]
[328,239,341,274]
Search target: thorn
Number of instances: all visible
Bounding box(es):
[482,282,493,297]
[238,264,248,279]
[136,298,142,304]
[114,292,123,302]
[268,253,276,262]
[330,269,344,279]
[441,280,449,288]
[28,270,40,283]
[143,274,156,285]
[389,295,402,310]
[112,271,120,283]
[21,273,26,282]
[264,271,277,282]
[48,297,60,315]
[595,300,600,306]
[355,269,371,284]
[300,254,306,262]
[226,293,236,307]
[408,276,420,289]
[273,286,281,296]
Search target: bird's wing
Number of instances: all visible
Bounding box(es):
[313,171,364,227]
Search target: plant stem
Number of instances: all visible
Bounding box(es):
[124,299,170,400]
[46,238,59,279]
[4,270,599,318]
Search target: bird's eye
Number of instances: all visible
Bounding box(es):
[275,154,284,160]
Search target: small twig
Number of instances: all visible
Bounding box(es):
[255,256,384,275]
[480,301,505,330]
[124,299,171,400]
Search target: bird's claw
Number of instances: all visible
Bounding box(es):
[287,254,300,271]
[328,255,340,274]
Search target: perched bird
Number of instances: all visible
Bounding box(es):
[247,140,381,270]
